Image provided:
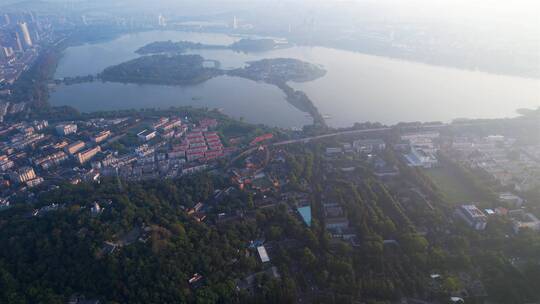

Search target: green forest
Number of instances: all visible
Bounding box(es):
[1,142,539,304]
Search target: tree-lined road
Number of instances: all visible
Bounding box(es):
[271,127,391,146]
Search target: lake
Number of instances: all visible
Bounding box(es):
[50,77,311,128]
[51,30,540,128]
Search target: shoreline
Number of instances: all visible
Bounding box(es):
[11,28,538,130]
[55,55,329,128]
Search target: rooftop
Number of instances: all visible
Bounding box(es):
[460,204,487,219]
[298,206,312,227]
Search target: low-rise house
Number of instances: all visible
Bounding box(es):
[250,133,273,146]
[326,147,342,155]
[510,210,540,233]
[199,118,218,129]
[182,164,208,175]
[10,166,36,183]
[151,117,170,130]
[325,217,350,231]
[159,118,182,132]
[188,273,204,288]
[0,155,14,171]
[135,144,155,157]
[257,245,270,263]
[0,198,10,209]
[187,202,204,215]
[324,202,349,231]
[499,192,524,207]
[91,202,103,215]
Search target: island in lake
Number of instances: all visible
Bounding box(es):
[228,58,327,125]
[82,53,327,126]
[135,41,227,55]
[135,38,288,55]
[228,58,326,83]
[100,54,223,85]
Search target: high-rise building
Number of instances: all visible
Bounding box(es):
[158,14,166,27]
[232,16,238,29]
[28,12,36,23]
[0,47,6,60]
[1,47,14,59]
[19,22,33,47]
[14,32,23,52]
[3,14,10,26]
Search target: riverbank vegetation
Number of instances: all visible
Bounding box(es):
[136,40,227,54]
[136,38,287,55]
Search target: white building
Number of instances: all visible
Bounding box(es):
[137,129,157,142]
[10,166,37,183]
[401,131,440,142]
[26,177,44,188]
[499,192,524,207]
[326,147,342,155]
[403,145,438,168]
[257,245,270,263]
[455,204,487,230]
[91,202,103,215]
[55,123,77,136]
[19,22,33,47]
[353,139,386,153]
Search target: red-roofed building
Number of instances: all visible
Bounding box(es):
[250,133,274,146]
[206,138,221,145]
[199,118,218,129]
[205,135,220,141]
[205,150,224,160]
[208,143,223,151]
[191,127,207,133]
[160,119,182,132]
[187,132,204,138]
[187,151,205,161]
[187,145,208,154]
[188,137,206,144]
[174,142,189,149]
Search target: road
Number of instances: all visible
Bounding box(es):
[271,127,391,146]
[229,123,459,164]
[270,121,492,147]
[228,127,392,165]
